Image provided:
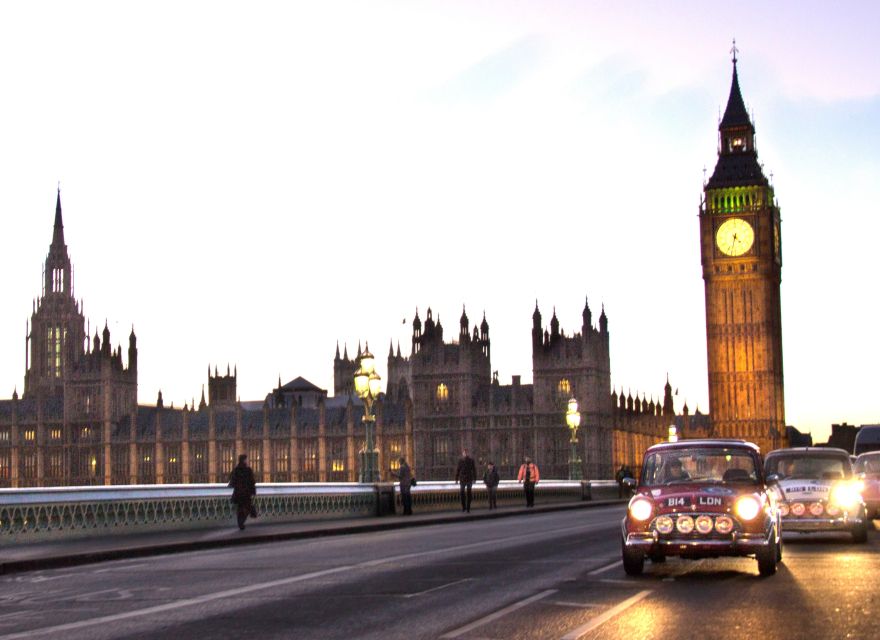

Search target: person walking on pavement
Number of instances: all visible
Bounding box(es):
[517,456,540,507]
[616,464,634,498]
[455,449,477,512]
[391,457,415,515]
[228,454,257,530]
[483,461,500,509]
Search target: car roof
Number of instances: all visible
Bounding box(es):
[856,451,880,459]
[645,438,760,454]
[765,447,850,457]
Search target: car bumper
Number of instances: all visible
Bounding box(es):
[624,530,771,555]
[782,516,864,532]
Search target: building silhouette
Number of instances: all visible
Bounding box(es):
[699,52,785,453]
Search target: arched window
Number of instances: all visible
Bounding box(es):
[436,383,449,402]
[557,379,571,396]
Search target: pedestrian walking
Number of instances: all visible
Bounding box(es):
[455,449,477,512]
[517,456,540,507]
[616,464,634,498]
[391,457,415,515]
[228,454,256,530]
[483,461,500,509]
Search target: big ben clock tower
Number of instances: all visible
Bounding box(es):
[700,48,785,453]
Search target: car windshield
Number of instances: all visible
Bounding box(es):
[765,454,851,481]
[642,447,758,486]
[854,454,880,476]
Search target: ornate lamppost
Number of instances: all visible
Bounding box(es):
[354,346,382,483]
[566,397,583,480]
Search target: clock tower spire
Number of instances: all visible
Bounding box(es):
[699,50,785,453]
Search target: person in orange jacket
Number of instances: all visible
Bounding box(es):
[517,456,540,507]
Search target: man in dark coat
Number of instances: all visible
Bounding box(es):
[483,462,500,509]
[455,449,477,512]
[391,457,414,515]
[229,454,256,530]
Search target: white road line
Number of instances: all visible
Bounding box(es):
[559,589,652,640]
[402,578,472,598]
[549,601,603,609]
[439,589,558,639]
[0,519,616,639]
[587,560,621,575]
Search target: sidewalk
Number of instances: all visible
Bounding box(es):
[0,499,624,575]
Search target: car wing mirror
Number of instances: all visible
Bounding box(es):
[622,477,637,489]
[765,473,780,485]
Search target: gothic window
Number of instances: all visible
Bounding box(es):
[165,445,182,483]
[557,379,571,399]
[436,383,449,402]
[247,442,262,475]
[47,449,64,480]
[138,445,155,482]
[220,443,235,476]
[0,429,9,442]
[50,428,62,441]
[111,445,129,483]
[20,451,37,480]
[0,451,10,483]
[433,436,449,466]
[24,429,35,442]
[191,443,209,482]
[272,441,290,481]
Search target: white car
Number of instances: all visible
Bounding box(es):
[764,447,867,543]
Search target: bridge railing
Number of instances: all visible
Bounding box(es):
[0,480,620,545]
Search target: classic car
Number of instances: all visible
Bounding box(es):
[764,447,867,543]
[854,451,880,518]
[621,439,781,577]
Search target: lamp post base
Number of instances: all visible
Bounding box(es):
[359,449,379,484]
[569,457,583,481]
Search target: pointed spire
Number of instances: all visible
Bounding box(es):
[720,45,751,129]
[52,185,65,248]
[335,341,340,360]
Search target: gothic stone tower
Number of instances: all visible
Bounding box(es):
[699,53,785,453]
[531,298,612,478]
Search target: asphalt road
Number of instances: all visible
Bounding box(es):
[1,505,877,640]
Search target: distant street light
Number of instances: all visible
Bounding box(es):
[566,397,583,480]
[668,425,678,442]
[354,346,381,483]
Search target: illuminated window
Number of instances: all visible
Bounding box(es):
[80,426,91,440]
[332,459,345,472]
[436,383,449,402]
[24,429,36,442]
[557,379,571,396]
[51,428,62,440]
[0,430,9,442]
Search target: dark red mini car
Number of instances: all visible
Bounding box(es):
[621,439,781,577]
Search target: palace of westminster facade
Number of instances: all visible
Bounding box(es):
[0,57,785,488]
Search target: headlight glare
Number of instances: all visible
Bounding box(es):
[735,495,761,520]
[830,481,862,511]
[695,515,714,534]
[629,498,653,521]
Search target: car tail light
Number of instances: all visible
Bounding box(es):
[715,515,734,534]
[790,502,806,516]
[809,502,824,517]
[676,515,694,534]
[695,515,714,534]
[655,516,674,534]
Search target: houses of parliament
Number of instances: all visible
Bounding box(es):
[0,56,784,488]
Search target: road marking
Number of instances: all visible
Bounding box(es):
[439,589,557,638]
[402,578,472,598]
[587,560,621,575]
[560,590,652,640]
[550,600,603,609]
[92,563,148,574]
[0,518,617,639]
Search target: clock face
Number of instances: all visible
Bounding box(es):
[715,218,755,256]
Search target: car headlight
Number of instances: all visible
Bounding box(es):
[826,504,841,517]
[735,495,761,520]
[790,502,806,516]
[695,515,714,534]
[778,502,790,517]
[676,515,695,533]
[715,515,734,534]
[808,502,824,516]
[830,481,862,511]
[655,515,674,534]
[629,497,653,521]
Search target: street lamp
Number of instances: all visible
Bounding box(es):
[354,345,381,483]
[566,397,583,480]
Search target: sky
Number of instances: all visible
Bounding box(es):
[0,1,877,444]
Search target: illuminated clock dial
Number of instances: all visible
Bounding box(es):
[716,218,755,256]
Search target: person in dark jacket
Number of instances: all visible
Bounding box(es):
[228,454,256,530]
[455,449,477,512]
[483,461,500,509]
[391,457,414,515]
